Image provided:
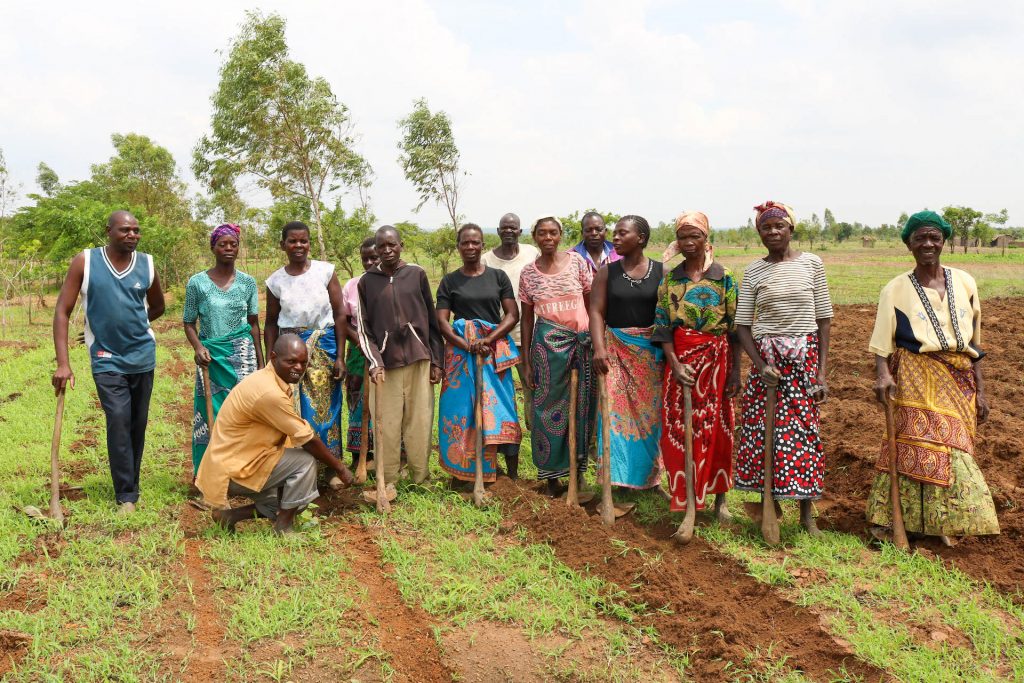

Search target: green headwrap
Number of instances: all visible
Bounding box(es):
[902,211,952,243]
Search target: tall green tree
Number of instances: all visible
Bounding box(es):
[323,202,375,278]
[193,11,372,260]
[558,209,620,245]
[36,162,61,197]
[92,133,191,222]
[823,208,836,242]
[397,98,465,231]
[422,225,458,274]
[942,206,983,254]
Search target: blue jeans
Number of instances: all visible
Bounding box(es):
[93,371,154,504]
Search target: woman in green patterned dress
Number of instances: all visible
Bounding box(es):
[183,223,264,474]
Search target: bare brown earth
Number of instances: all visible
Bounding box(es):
[819,298,1024,594]
[491,478,887,682]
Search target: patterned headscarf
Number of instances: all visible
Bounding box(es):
[662,211,714,272]
[754,201,796,228]
[210,223,241,248]
[901,211,952,243]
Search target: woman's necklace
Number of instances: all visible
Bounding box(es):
[621,259,653,288]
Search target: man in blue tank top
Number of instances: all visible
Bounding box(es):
[52,211,166,514]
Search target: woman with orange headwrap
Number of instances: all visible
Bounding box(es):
[652,211,740,528]
[734,201,833,539]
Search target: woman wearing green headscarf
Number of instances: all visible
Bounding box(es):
[865,211,999,546]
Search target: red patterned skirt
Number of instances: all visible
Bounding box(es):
[735,333,824,500]
[661,328,734,512]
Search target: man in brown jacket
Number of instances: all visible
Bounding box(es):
[357,226,444,495]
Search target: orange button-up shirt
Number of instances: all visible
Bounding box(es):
[196,364,315,509]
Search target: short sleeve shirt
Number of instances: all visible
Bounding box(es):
[182,271,258,339]
[868,267,982,359]
[519,251,593,332]
[266,260,335,329]
[734,252,833,339]
[342,275,362,334]
[436,267,514,325]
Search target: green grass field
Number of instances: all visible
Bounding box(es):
[1,243,1022,681]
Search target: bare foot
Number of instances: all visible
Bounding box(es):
[272,507,301,535]
[714,495,733,523]
[800,500,822,537]
[212,504,257,532]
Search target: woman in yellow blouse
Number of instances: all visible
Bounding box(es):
[865,211,998,545]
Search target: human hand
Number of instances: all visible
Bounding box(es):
[332,358,346,383]
[874,374,896,405]
[593,353,610,375]
[370,367,386,384]
[521,362,536,391]
[760,365,781,388]
[194,346,212,367]
[976,393,990,423]
[430,365,443,384]
[672,361,696,387]
[333,463,354,488]
[52,365,75,395]
[725,369,741,398]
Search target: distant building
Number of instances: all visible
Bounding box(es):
[861,236,876,248]
[990,234,1013,248]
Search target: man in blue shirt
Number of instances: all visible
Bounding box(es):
[571,211,622,272]
[52,211,165,514]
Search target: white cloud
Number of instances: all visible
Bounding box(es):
[2,0,1022,231]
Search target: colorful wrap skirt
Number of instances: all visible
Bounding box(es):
[286,326,342,455]
[735,332,824,500]
[192,323,258,474]
[345,344,372,454]
[661,327,734,511]
[865,349,998,536]
[438,319,522,482]
[596,326,664,489]
[529,318,595,480]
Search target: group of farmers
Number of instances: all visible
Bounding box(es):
[50,203,999,545]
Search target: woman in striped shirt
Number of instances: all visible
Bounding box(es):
[734,201,833,540]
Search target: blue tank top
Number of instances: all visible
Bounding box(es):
[82,247,157,374]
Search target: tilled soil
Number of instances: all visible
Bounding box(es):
[819,298,1024,594]
[491,479,888,682]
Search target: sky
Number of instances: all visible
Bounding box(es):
[2,0,1023,229]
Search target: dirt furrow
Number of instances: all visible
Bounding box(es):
[340,523,454,683]
[493,479,887,682]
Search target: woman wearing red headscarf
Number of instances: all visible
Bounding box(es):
[653,211,740,527]
[183,223,265,474]
[734,202,833,538]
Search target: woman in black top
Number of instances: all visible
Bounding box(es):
[436,224,523,485]
[590,215,667,495]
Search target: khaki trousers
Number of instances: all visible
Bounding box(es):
[369,360,433,484]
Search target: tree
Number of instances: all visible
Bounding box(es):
[823,208,836,242]
[942,206,983,254]
[397,98,465,231]
[422,225,458,274]
[36,162,61,197]
[0,148,19,219]
[393,221,424,263]
[193,11,372,260]
[835,222,855,242]
[323,202,374,278]
[92,133,191,223]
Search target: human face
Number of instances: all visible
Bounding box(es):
[582,215,607,249]
[280,229,310,264]
[458,229,483,265]
[612,221,642,256]
[271,344,309,384]
[907,226,944,267]
[360,245,379,272]
[497,216,522,246]
[212,235,239,266]
[757,218,792,251]
[107,216,140,253]
[533,220,562,255]
[375,232,403,269]
[675,226,706,260]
